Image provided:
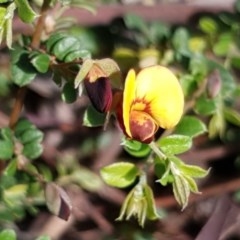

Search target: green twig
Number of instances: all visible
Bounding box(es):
[149,141,167,160]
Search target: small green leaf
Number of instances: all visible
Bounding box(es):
[70,167,103,192]
[15,0,37,23]
[19,128,43,144]
[199,17,218,35]
[213,33,233,56]
[172,27,190,56]
[124,14,148,34]
[83,105,106,127]
[11,48,36,87]
[149,21,170,44]
[194,95,217,116]
[123,139,151,158]
[172,174,190,210]
[224,107,240,127]
[100,162,139,188]
[64,49,91,62]
[4,159,17,176]
[0,3,15,48]
[46,33,67,52]
[0,229,16,240]
[61,82,77,103]
[0,140,14,160]
[179,164,210,178]
[31,53,50,73]
[23,142,43,160]
[4,184,27,201]
[52,36,81,61]
[175,116,207,138]
[15,118,34,136]
[158,135,192,155]
[180,74,197,97]
[189,54,208,77]
[5,3,15,48]
[155,161,172,186]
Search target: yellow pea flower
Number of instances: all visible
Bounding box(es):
[117,65,184,143]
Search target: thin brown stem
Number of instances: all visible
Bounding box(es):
[31,0,51,49]
[9,87,27,129]
[9,0,52,130]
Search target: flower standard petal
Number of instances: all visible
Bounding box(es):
[135,65,184,129]
[123,69,136,138]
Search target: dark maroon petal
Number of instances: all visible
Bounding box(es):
[130,111,158,143]
[84,77,113,113]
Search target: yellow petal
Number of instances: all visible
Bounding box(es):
[135,65,184,129]
[123,69,136,137]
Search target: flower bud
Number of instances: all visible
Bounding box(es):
[206,69,222,99]
[117,182,159,227]
[84,77,112,113]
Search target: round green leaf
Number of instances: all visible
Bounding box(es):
[11,49,36,87]
[175,116,207,138]
[100,162,139,188]
[213,33,233,56]
[52,36,81,61]
[83,105,106,127]
[46,33,67,52]
[123,139,151,158]
[15,118,34,136]
[194,95,217,116]
[31,53,50,73]
[199,17,218,35]
[23,142,43,160]
[19,128,43,144]
[158,135,192,155]
[172,27,190,56]
[0,229,16,240]
[64,49,91,62]
[61,82,77,103]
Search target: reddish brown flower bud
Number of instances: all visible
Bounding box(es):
[206,69,222,99]
[84,77,113,113]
